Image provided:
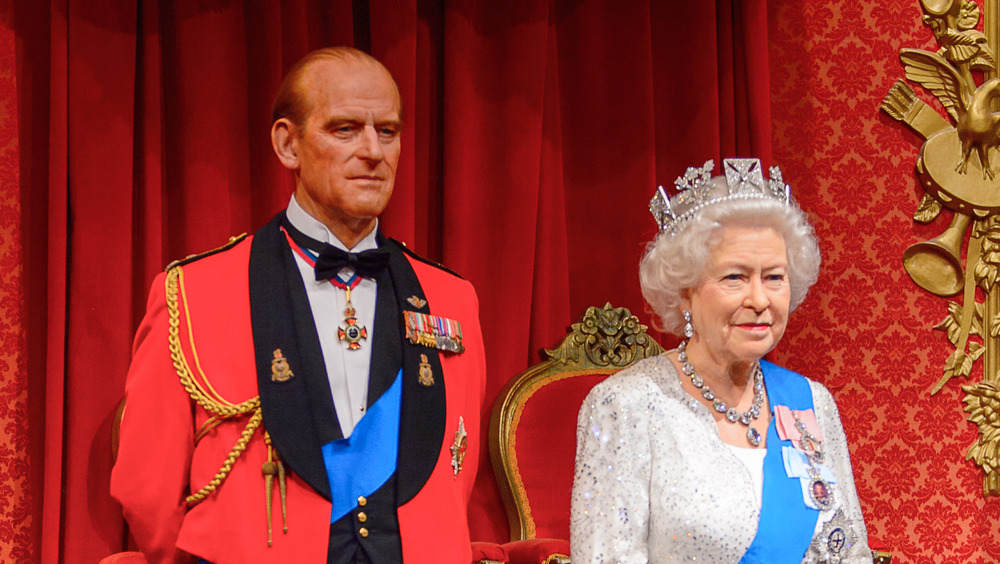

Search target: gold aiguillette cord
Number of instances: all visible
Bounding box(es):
[262,431,288,546]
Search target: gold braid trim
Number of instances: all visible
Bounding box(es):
[185,407,263,506]
[165,265,264,507]
[168,267,259,417]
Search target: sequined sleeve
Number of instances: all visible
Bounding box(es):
[808,380,873,563]
[570,376,654,563]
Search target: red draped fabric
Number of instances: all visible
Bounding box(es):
[7,0,778,561]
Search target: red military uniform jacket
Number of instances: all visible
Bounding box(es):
[111,213,487,563]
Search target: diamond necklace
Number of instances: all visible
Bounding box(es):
[678,340,766,447]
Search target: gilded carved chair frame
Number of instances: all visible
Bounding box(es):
[488,303,664,542]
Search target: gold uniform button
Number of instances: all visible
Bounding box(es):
[358,512,367,523]
[357,496,367,507]
[359,527,369,538]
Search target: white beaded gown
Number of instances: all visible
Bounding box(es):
[570,354,871,563]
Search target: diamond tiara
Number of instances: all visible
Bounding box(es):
[649,158,792,235]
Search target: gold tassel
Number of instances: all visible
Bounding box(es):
[262,444,277,547]
[276,450,288,533]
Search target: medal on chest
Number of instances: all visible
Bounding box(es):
[776,406,837,512]
[334,278,367,350]
[809,508,859,563]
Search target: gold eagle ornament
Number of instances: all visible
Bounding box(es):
[881,0,1000,497]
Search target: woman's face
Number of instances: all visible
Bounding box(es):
[684,226,791,367]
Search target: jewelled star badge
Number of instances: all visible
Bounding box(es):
[809,509,858,563]
[450,417,468,478]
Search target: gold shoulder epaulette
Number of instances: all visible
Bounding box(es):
[165,233,249,272]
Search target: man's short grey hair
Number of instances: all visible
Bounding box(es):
[639,197,821,335]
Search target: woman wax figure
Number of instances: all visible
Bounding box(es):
[570,158,872,563]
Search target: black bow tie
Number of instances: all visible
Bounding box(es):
[281,216,390,281]
[314,244,390,281]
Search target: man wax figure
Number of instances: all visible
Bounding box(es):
[111,47,487,564]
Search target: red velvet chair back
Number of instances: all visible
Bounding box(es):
[489,303,664,542]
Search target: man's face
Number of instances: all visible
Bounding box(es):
[286,59,401,237]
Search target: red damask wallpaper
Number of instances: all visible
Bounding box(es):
[768,1,1000,561]
[0,1,31,561]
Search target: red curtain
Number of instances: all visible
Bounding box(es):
[8,0,769,560]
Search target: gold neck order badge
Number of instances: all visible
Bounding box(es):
[337,285,368,350]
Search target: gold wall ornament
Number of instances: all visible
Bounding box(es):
[881,0,1000,496]
[963,379,1000,494]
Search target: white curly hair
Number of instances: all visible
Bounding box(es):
[639,196,821,335]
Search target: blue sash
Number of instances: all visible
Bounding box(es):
[321,369,402,523]
[739,361,818,563]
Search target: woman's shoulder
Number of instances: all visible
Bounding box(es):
[581,354,679,406]
[805,378,843,422]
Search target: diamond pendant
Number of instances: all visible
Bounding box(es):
[746,426,762,447]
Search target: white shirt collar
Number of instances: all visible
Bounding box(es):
[286,194,379,252]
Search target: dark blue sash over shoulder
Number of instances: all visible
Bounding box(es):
[739,361,818,564]
[322,370,402,523]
